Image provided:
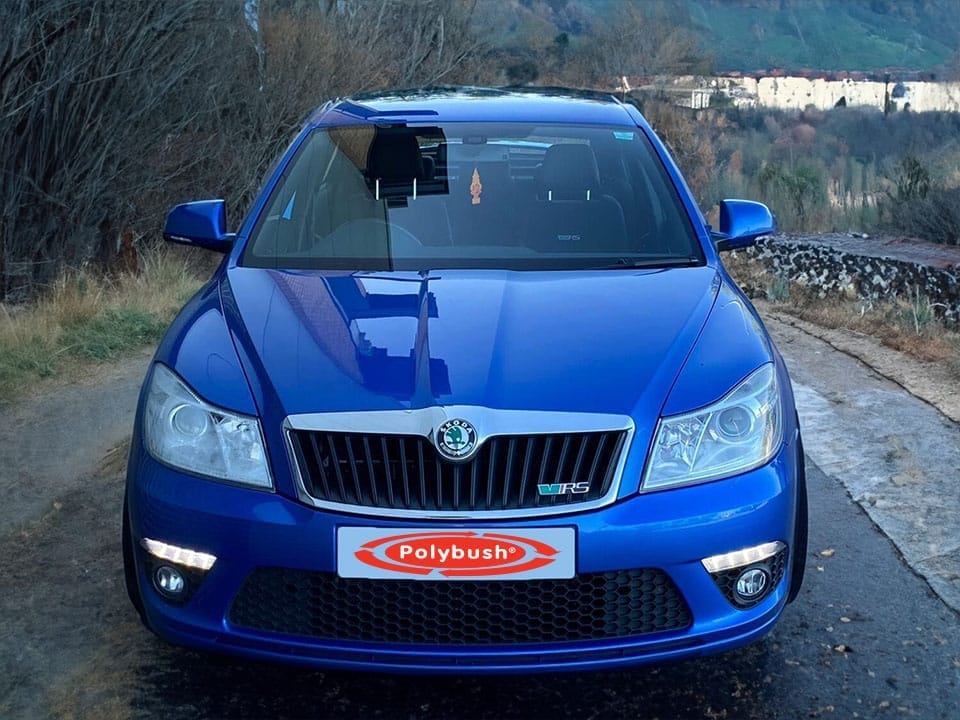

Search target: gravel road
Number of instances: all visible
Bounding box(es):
[1,317,958,719]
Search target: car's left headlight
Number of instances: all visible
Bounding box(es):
[642,363,782,491]
[143,364,273,489]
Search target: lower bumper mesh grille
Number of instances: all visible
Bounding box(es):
[229,568,692,645]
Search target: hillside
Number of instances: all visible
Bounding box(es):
[503,0,960,75]
[684,0,960,73]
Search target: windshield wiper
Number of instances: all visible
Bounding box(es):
[596,257,702,270]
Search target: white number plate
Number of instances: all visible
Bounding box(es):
[337,527,575,581]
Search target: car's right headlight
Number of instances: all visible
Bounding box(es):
[143,364,272,489]
[642,363,782,491]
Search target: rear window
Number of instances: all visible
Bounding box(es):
[242,123,702,271]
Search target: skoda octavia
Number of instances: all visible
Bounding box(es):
[124,87,807,673]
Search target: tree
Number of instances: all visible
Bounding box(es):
[0,0,232,300]
[759,161,826,226]
[0,0,491,302]
[577,1,709,83]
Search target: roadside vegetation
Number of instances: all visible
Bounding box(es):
[0,249,205,403]
[724,251,960,379]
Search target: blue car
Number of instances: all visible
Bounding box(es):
[124,87,807,673]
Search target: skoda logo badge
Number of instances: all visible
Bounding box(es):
[436,419,477,460]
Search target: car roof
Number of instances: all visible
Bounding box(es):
[308,87,638,128]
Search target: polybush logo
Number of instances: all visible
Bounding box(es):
[354,531,558,578]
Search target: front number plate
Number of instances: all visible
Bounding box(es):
[337,527,576,581]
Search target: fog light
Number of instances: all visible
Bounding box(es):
[703,541,787,608]
[154,565,186,598]
[141,538,216,571]
[734,567,769,603]
[701,540,785,573]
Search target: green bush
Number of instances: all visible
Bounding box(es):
[758,161,827,230]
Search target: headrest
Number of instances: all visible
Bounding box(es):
[420,155,435,181]
[539,144,601,195]
[367,132,422,181]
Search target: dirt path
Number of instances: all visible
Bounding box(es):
[0,443,144,719]
[755,299,960,424]
[0,349,151,538]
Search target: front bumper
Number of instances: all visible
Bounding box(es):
[127,439,800,674]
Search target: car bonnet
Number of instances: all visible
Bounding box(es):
[220,265,720,423]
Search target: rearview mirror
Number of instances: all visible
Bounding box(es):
[163,200,235,253]
[712,200,775,251]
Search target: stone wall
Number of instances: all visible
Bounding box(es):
[733,234,960,324]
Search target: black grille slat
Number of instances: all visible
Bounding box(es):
[585,433,607,492]
[469,458,479,509]
[534,436,555,507]
[230,568,691,645]
[289,429,627,513]
[452,463,462,511]
[343,436,363,504]
[362,436,378,506]
[380,437,395,507]
[517,436,536,506]
[554,435,572,487]
[570,434,590,493]
[326,435,347,503]
[417,441,427,510]
[552,435,573,507]
[398,438,411,508]
[435,456,444,510]
[485,438,498,510]
[602,433,626,494]
[502,437,518,507]
[306,434,331,499]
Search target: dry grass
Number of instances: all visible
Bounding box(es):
[724,252,960,374]
[0,246,206,403]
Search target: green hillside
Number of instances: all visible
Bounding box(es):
[685,0,958,72]
[570,0,959,73]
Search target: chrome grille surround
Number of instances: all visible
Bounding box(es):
[284,406,634,519]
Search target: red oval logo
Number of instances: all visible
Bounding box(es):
[384,535,524,570]
[354,532,558,578]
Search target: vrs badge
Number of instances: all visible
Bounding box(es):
[435,419,478,460]
[538,481,590,496]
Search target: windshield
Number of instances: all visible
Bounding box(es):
[242,122,703,271]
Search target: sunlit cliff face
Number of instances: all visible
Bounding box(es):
[665,75,960,113]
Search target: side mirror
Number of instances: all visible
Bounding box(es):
[712,199,775,251]
[163,200,235,253]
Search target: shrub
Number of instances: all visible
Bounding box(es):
[885,186,960,245]
[758,160,827,230]
[882,156,960,244]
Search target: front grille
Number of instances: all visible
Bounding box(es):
[229,568,692,645]
[288,430,626,512]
